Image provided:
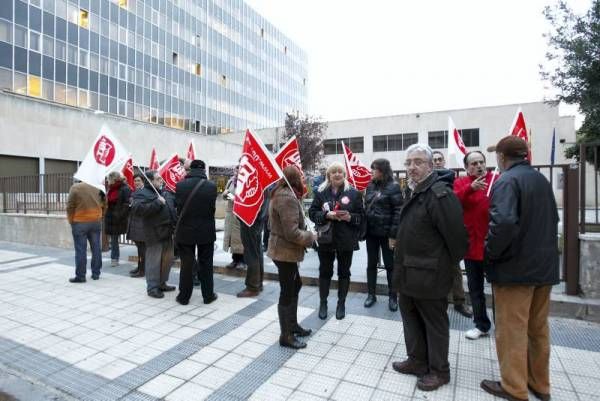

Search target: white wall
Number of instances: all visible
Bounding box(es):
[0,92,242,168]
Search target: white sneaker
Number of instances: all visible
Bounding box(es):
[465,328,489,340]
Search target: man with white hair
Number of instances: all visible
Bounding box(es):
[391,144,468,391]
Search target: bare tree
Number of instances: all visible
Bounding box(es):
[283,113,328,172]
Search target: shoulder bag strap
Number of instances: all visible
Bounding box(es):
[173,179,206,237]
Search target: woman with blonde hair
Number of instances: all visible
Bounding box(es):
[309,162,364,320]
[268,166,317,348]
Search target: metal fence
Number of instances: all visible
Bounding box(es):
[579,142,600,233]
[0,173,74,214]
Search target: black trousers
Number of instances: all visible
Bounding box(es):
[398,293,450,376]
[317,249,353,279]
[366,235,394,294]
[240,219,264,291]
[232,253,244,263]
[134,241,146,270]
[178,242,214,302]
[465,259,491,332]
[273,260,302,307]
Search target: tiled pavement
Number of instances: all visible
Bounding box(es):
[1,243,600,401]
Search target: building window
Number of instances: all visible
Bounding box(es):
[14,72,26,94]
[428,130,447,149]
[118,0,128,9]
[28,75,42,97]
[195,63,201,76]
[461,128,479,147]
[284,46,287,54]
[29,31,41,52]
[221,74,227,86]
[373,133,418,152]
[323,137,364,155]
[0,19,12,44]
[172,52,177,65]
[79,9,89,29]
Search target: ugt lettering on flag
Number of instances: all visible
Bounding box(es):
[274,136,307,195]
[74,125,129,192]
[158,154,186,193]
[342,141,370,191]
[233,129,282,226]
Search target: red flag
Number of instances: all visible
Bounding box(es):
[158,154,186,192]
[233,129,283,226]
[187,140,196,160]
[121,156,135,190]
[149,147,160,170]
[448,116,467,168]
[510,108,531,161]
[342,142,370,191]
[274,136,308,195]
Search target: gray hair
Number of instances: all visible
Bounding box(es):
[405,143,434,162]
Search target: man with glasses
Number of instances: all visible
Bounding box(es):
[453,151,495,340]
[391,144,468,392]
[430,150,473,319]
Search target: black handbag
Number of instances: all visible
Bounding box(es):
[317,221,333,245]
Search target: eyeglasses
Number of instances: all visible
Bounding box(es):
[404,159,428,167]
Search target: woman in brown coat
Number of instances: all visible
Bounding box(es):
[267,166,317,349]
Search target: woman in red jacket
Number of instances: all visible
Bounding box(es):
[453,151,496,340]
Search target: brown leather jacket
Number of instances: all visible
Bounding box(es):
[267,185,313,263]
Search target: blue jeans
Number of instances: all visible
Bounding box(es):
[110,235,120,260]
[71,221,102,279]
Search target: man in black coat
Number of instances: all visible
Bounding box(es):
[392,144,468,392]
[175,159,218,305]
[131,171,176,298]
[480,136,559,401]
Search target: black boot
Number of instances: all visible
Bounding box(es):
[364,268,377,307]
[336,278,350,320]
[318,277,330,320]
[291,297,312,337]
[278,305,306,349]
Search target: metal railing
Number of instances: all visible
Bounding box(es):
[0,173,74,214]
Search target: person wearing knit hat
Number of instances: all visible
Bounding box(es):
[480,135,559,401]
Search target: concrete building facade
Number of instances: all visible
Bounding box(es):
[0,0,307,136]
[224,101,576,171]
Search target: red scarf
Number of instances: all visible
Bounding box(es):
[107,181,122,204]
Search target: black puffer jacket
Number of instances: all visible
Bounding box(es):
[393,171,468,299]
[126,188,145,242]
[131,184,175,245]
[485,162,559,286]
[309,186,364,251]
[365,179,404,238]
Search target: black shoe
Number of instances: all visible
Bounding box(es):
[204,293,218,304]
[481,380,528,401]
[454,304,473,318]
[160,284,176,292]
[147,289,164,299]
[91,275,100,280]
[336,301,346,320]
[364,294,376,308]
[225,261,237,269]
[289,297,311,336]
[129,267,139,275]
[417,373,450,391]
[388,295,398,312]
[175,295,189,305]
[69,277,86,283]
[318,301,327,320]
[130,269,144,278]
[279,333,306,349]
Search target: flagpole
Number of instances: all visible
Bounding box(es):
[486,167,498,197]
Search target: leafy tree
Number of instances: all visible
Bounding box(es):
[542,1,600,161]
[283,113,328,172]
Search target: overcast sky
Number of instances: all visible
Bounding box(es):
[246,0,590,124]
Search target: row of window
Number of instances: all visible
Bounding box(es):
[322,130,481,155]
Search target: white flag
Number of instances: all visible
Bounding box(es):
[74,125,129,192]
[447,116,467,169]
